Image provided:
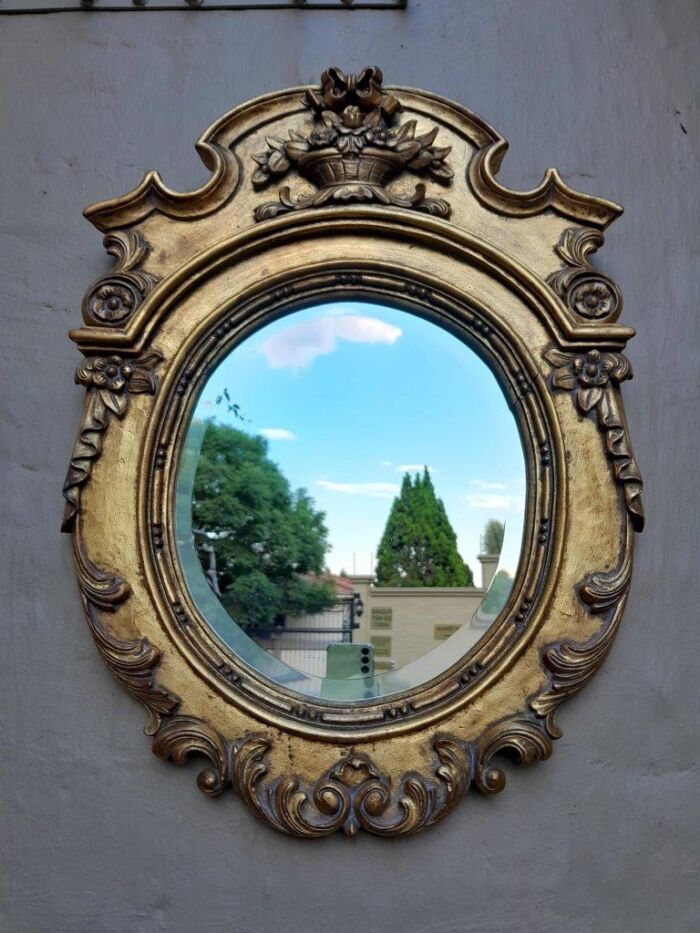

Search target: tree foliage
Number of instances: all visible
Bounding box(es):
[192,421,336,632]
[374,468,473,587]
[481,518,505,556]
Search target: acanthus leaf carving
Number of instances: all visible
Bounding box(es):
[73,526,179,735]
[531,522,633,738]
[544,346,644,530]
[61,350,163,532]
[252,66,452,221]
[151,715,571,837]
[233,734,472,837]
[152,716,230,795]
[153,724,473,838]
[474,718,553,794]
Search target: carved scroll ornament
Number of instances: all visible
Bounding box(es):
[547,228,622,322]
[83,231,158,326]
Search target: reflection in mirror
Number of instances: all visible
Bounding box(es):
[176,302,526,700]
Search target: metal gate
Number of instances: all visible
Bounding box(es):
[259,595,361,677]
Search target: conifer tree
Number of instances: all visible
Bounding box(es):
[374,467,473,586]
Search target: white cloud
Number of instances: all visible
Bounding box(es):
[396,464,437,473]
[316,480,399,499]
[258,428,296,441]
[466,494,514,509]
[469,479,508,490]
[259,315,402,369]
[380,460,393,468]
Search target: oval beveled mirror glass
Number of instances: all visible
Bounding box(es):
[175,302,526,700]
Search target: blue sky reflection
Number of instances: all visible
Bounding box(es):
[193,302,525,581]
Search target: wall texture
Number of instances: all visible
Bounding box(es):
[1,2,698,931]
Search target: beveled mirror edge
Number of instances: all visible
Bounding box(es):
[62,66,643,837]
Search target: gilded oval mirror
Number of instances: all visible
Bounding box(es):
[63,66,643,837]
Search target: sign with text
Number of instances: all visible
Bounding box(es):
[370,607,393,630]
[370,636,392,657]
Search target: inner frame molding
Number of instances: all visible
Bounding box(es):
[151,264,558,735]
[62,66,643,837]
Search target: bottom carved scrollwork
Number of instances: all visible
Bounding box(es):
[154,722,473,838]
[152,715,561,838]
[72,518,633,838]
[239,735,472,838]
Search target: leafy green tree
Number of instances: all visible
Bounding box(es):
[374,468,473,587]
[481,518,505,556]
[192,421,336,632]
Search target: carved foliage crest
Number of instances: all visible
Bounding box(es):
[252,66,453,220]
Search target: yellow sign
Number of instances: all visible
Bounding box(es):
[371,636,392,657]
[370,607,393,630]
[434,624,461,641]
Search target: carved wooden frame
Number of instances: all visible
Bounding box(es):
[63,67,643,837]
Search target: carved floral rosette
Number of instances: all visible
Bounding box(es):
[63,66,643,838]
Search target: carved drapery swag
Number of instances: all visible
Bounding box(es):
[63,66,643,837]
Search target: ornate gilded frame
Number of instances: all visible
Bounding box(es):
[63,67,643,837]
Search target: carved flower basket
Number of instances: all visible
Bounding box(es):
[298,148,406,189]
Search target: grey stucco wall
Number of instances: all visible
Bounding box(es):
[1,2,698,931]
